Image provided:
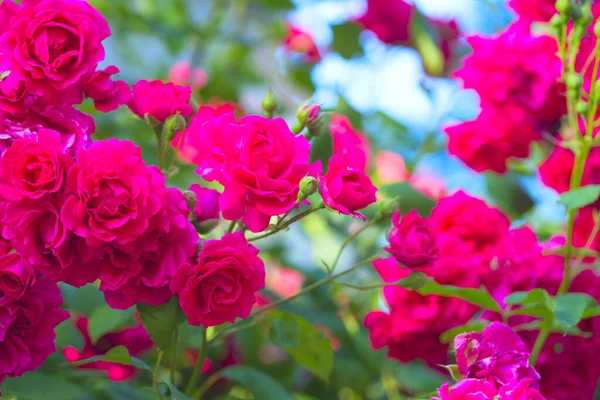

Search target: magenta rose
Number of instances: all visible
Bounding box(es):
[61,139,166,247]
[83,66,131,113]
[193,113,321,232]
[128,80,193,123]
[171,232,265,327]
[356,0,414,45]
[3,198,102,287]
[509,0,557,22]
[188,184,220,223]
[21,104,96,156]
[330,114,371,171]
[0,66,32,115]
[0,0,110,104]
[0,119,37,157]
[498,379,546,400]
[455,322,540,386]
[100,187,198,310]
[0,253,34,303]
[0,279,69,382]
[321,154,378,221]
[385,210,439,268]
[433,379,497,400]
[0,128,73,201]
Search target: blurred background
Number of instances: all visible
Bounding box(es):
[69,1,564,398]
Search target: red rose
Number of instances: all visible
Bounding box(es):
[0,0,111,104]
[385,210,439,268]
[330,114,371,171]
[83,66,131,113]
[128,80,193,123]
[0,129,73,201]
[356,0,414,44]
[171,232,265,327]
[193,113,321,232]
[0,66,32,115]
[320,154,378,221]
[188,184,220,223]
[0,253,34,302]
[283,24,321,63]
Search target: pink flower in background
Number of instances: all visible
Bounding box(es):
[410,174,446,200]
[445,107,539,173]
[168,61,208,90]
[357,0,414,44]
[128,80,193,122]
[454,25,565,129]
[283,24,322,63]
[0,129,73,201]
[188,184,220,223]
[386,210,439,268]
[375,151,409,184]
[83,66,131,113]
[432,191,510,256]
[171,104,236,164]
[321,154,378,221]
[538,146,576,194]
[330,114,371,171]
[509,0,557,23]
[0,0,110,105]
[63,316,153,382]
[266,265,305,298]
[171,232,265,327]
[498,379,546,400]
[0,253,34,303]
[193,113,321,232]
[433,379,497,400]
[455,322,540,386]
[0,279,69,382]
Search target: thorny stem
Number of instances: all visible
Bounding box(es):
[185,328,208,396]
[248,204,325,242]
[328,218,382,275]
[170,326,179,385]
[153,351,164,400]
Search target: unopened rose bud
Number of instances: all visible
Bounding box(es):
[378,197,400,217]
[297,103,321,126]
[193,219,220,235]
[165,113,187,141]
[144,113,162,129]
[556,0,570,15]
[182,190,197,213]
[576,100,589,115]
[550,15,563,32]
[565,72,582,91]
[298,176,318,202]
[262,89,277,116]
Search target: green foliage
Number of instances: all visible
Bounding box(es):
[558,185,600,211]
[269,311,335,382]
[2,372,85,400]
[166,381,195,400]
[485,172,535,218]
[379,183,437,216]
[65,345,152,371]
[220,366,294,400]
[88,305,135,343]
[331,22,364,59]
[137,297,186,353]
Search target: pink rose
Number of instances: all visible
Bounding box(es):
[171,232,265,327]
[128,80,193,123]
[171,104,235,164]
[61,139,165,247]
[432,191,510,256]
[3,198,102,287]
[509,0,557,22]
[168,61,208,90]
[0,119,37,157]
[385,210,439,268]
[193,113,321,232]
[321,154,378,221]
[0,66,32,115]
[538,146,575,194]
[100,187,198,309]
[356,0,414,44]
[83,66,131,113]
[498,379,546,400]
[0,129,73,201]
[0,0,110,104]
[0,253,34,302]
[445,107,539,174]
[375,151,409,184]
[410,174,446,200]
[0,279,69,382]
[283,24,321,63]
[20,104,95,156]
[330,114,371,171]
[433,379,497,400]
[188,184,220,223]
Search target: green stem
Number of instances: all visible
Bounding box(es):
[153,351,164,400]
[529,323,551,365]
[329,218,380,275]
[185,328,208,396]
[194,372,222,399]
[248,204,325,242]
[226,220,237,233]
[170,326,179,385]
[211,256,378,342]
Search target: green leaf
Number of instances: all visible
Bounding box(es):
[253,0,294,10]
[558,185,600,211]
[505,289,552,307]
[0,71,10,81]
[485,172,534,219]
[137,296,186,353]
[439,364,462,382]
[66,345,151,371]
[554,293,596,330]
[220,366,294,400]
[3,372,85,400]
[410,9,444,76]
[331,22,363,59]
[269,311,335,382]
[380,183,437,217]
[166,382,195,400]
[88,305,135,343]
[440,321,488,344]
[400,274,502,313]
